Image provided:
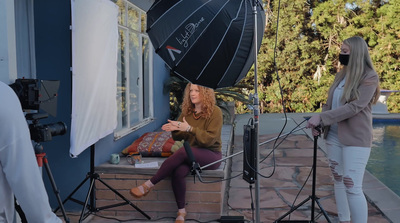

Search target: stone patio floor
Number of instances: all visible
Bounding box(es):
[63,113,398,223]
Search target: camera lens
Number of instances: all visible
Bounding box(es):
[46,122,67,137]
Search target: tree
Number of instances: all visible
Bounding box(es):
[235,0,400,113]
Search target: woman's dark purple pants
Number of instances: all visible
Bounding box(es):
[150,147,222,209]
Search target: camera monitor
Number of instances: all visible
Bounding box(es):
[10,79,60,117]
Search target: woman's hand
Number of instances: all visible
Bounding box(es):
[162,117,191,132]
[306,114,321,137]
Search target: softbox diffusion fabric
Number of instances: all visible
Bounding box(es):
[70,0,118,157]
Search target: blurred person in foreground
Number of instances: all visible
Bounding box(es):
[0,81,62,223]
[306,36,380,223]
[130,83,223,223]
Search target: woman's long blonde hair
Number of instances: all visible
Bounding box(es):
[181,83,216,119]
[330,36,380,104]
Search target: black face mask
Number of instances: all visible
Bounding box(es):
[339,54,350,65]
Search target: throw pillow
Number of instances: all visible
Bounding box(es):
[122,131,176,157]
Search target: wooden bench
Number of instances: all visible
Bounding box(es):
[95,125,233,221]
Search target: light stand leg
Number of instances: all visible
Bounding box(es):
[61,145,151,222]
[79,173,96,221]
[274,135,331,223]
[96,177,151,215]
[56,175,91,209]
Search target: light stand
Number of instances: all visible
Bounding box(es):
[201,123,308,222]
[56,145,150,222]
[251,1,261,221]
[274,132,331,223]
[179,1,265,221]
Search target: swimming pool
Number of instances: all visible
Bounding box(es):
[367,119,400,197]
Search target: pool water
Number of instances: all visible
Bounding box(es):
[367,119,400,197]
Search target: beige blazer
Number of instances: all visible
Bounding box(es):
[320,68,379,147]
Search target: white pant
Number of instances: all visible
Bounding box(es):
[326,134,371,223]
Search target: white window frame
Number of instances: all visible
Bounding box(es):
[1,0,36,83]
[114,0,154,140]
[15,0,36,80]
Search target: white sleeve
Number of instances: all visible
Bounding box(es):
[0,82,62,223]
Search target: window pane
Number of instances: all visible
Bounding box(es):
[127,5,140,31]
[114,0,153,138]
[129,32,141,125]
[117,29,127,131]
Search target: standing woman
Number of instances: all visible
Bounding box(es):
[130,83,223,223]
[307,36,380,223]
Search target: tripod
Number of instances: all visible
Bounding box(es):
[15,142,70,223]
[56,145,150,222]
[274,131,331,223]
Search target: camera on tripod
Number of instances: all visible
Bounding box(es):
[10,79,70,222]
[10,78,67,142]
[26,113,67,143]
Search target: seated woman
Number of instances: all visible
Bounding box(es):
[130,83,223,223]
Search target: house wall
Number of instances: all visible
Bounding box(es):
[33,0,169,211]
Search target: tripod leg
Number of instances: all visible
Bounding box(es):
[55,174,90,212]
[79,175,96,222]
[60,146,150,220]
[315,198,332,223]
[43,157,70,223]
[274,196,311,222]
[15,197,27,223]
[97,178,151,219]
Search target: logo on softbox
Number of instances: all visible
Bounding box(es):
[166,45,181,61]
[175,17,205,48]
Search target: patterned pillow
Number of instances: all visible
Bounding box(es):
[121,132,175,157]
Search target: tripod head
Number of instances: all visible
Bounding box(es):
[34,142,44,154]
